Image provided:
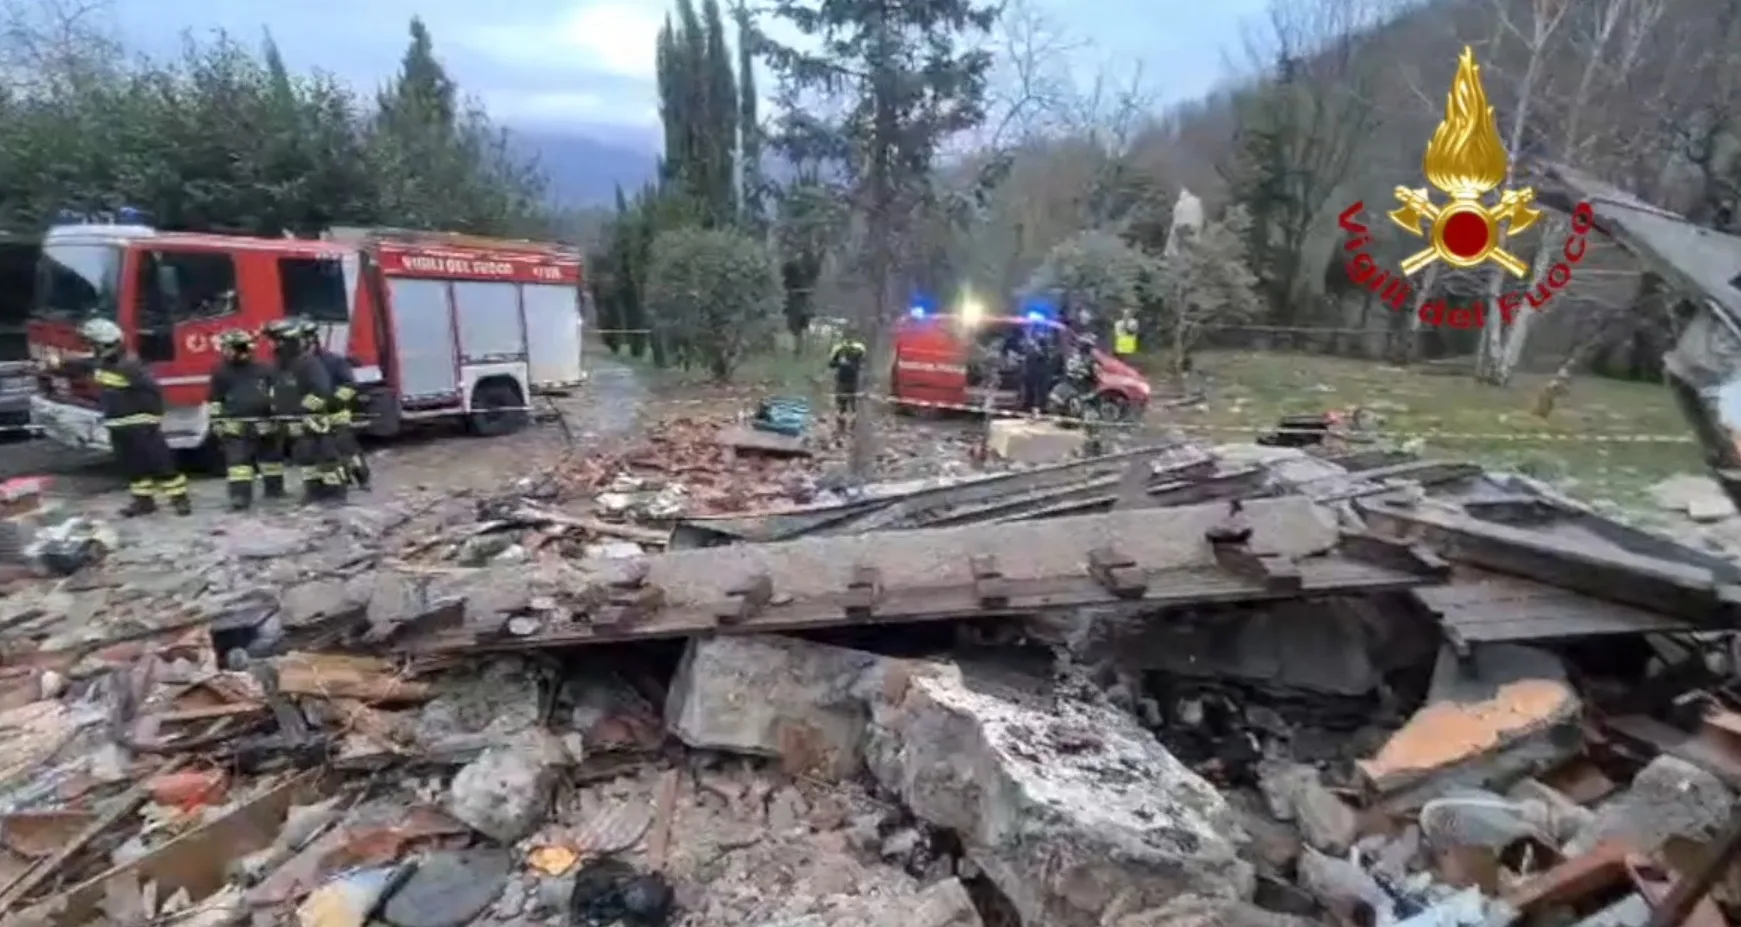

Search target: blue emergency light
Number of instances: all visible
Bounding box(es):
[908,292,938,319]
[50,205,152,227]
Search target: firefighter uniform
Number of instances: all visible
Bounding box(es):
[264,320,346,504]
[827,338,867,433]
[1114,315,1139,356]
[301,322,370,490]
[72,319,190,517]
[206,330,284,510]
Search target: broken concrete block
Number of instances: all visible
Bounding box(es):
[1568,755,1735,855]
[867,663,1253,927]
[1114,894,1317,927]
[446,730,566,843]
[664,635,888,780]
[1256,761,1357,854]
[986,419,1084,464]
[1649,474,1737,520]
[1358,645,1581,808]
[875,878,983,927]
[1418,788,1557,850]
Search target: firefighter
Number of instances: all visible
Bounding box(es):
[298,320,370,490]
[206,330,282,510]
[1113,311,1139,357]
[1050,334,1101,416]
[1019,328,1052,415]
[827,332,867,434]
[262,318,346,504]
[71,319,191,516]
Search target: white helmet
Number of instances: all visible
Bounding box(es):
[76,318,124,347]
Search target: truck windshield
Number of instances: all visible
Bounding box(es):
[33,243,121,323]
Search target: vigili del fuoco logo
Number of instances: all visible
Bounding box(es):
[1337,46,1594,330]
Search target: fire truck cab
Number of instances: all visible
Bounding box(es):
[27,217,585,454]
[889,308,1152,418]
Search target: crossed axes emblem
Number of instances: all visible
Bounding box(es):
[1388,186,1542,278]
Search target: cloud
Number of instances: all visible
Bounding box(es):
[460,0,666,81]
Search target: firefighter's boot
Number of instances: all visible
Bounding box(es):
[169,492,192,516]
[227,480,253,512]
[349,457,371,491]
[119,494,157,518]
[301,480,327,505]
[262,474,286,500]
[323,472,348,505]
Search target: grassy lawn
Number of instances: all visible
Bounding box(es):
[1173,350,1701,506]
[587,337,824,395]
[587,336,1702,507]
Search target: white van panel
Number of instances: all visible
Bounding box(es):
[522,283,583,389]
[452,280,528,363]
[386,278,460,402]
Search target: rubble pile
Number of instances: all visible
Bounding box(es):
[6,429,1741,926]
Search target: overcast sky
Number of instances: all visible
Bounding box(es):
[108,0,1271,150]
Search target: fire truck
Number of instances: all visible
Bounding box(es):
[26,217,586,455]
[890,300,1153,419]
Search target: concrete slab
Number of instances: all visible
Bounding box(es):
[987,419,1084,464]
[868,662,1254,926]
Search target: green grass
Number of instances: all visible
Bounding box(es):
[1173,350,1701,507]
[587,337,1702,507]
[586,335,828,397]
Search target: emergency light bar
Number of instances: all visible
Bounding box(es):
[50,206,153,228]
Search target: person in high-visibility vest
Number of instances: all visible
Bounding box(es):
[1114,312,1139,356]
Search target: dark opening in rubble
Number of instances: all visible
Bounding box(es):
[927,828,1022,927]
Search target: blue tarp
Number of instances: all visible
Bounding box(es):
[753,397,810,436]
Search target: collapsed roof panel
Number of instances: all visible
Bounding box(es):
[1527,160,1741,317]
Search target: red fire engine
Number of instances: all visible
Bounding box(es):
[27,219,586,454]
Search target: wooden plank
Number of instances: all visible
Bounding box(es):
[16,771,325,925]
[1361,499,1735,624]
[1415,574,1701,642]
[405,557,1431,655]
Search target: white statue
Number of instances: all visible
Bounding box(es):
[1165,188,1205,257]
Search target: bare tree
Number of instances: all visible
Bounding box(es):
[1228,0,1389,326]
[1487,0,1667,387]
[0,0,119,93]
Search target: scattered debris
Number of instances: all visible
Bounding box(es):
[6,425,1741,926]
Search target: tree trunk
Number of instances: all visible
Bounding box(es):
[1397,264,1439,366]
[1533,273,1661,416]
[1493,215,1569,386]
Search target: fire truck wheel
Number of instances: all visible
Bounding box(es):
[468,379,529,437]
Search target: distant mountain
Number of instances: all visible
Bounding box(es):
[512,130,660,207]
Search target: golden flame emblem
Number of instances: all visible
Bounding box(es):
[1388,47,1541,277]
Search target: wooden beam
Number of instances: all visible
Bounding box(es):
[1361,499,1736,624]
[403,557,1430,656]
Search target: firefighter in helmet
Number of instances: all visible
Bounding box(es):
[73,318,191,516]
[262,317,346,503]
[298,320,370,490]
[206,329,283,510]
[827,330,868,435]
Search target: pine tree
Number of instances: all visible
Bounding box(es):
[758,0,996,473]
[735,3,764,234]
[700,0,738,226]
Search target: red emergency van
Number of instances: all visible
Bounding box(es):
[889,312,1152,419]
[27,218,585,454]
